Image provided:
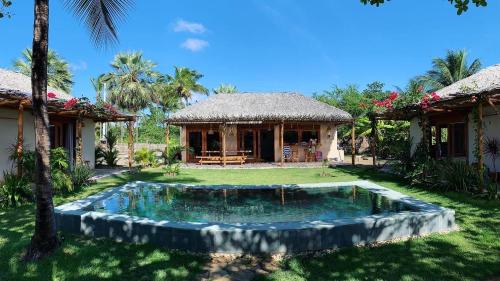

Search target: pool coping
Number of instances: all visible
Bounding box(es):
[55,181,457,253]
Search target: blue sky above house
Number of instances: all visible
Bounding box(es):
[1,0,499,102]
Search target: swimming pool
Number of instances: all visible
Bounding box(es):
[55,181,456,253]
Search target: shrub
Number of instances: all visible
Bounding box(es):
[135,147,158,168]
[0,172,32,207]
[95,145,105,166]
[163,144,185,165]
[52,170,73,193]
[163,163,181,177]
[102,130,119,167]
[71,164,95,190]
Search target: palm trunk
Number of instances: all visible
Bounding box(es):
[24,0,60,261]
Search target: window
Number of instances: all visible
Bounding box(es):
[301,130,319,143]
[284,130,299,144]
[452,123,466,156]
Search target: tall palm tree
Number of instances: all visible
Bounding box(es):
[167,66,208,103]
[25,0,131,261]
[91,74,106,103]
[418,50,482,91]
[103,52,156,114]
[213,83,237,95]
[14,48,74,93]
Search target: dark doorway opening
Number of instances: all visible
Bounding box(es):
[188,131,202,162]
[260,129,274,162]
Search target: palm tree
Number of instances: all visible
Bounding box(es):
[25,0,130,261]
[103,52,156,114]
[213,83,237,94]
[167,66,208,103]
[418,50,482,91]
[14,48,74,93]
[91,74,106,104]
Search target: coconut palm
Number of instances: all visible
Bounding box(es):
[25,0,131,261]
[14,48,74,93]
[167,66,208,103]
[418,50,482,91]
[103,52,156,114]
[91,74,106,103]
[213,83,237,94]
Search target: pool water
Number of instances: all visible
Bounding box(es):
[88,184,413,224]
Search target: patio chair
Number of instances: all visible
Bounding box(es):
[283,145,292,161]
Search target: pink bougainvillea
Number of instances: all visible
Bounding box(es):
[419,92,441,110]
[103,103,119,115]
[63,98,78,109]
[47,92,56,99]
[373,92,399,110]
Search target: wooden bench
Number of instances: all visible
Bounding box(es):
[196,155,247,165]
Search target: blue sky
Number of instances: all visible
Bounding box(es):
[1,0,499,102]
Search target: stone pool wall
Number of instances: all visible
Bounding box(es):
[55,181,456,253]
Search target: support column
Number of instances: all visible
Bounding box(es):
[165,122,170,147]
[280,120,284,166]
[477,102,484,189]
[351,120,356,166]
[128,120,135,170]
[221,123,227,167]
[16,102,24,177]
[76,116,83,165]
[370,117,377,167]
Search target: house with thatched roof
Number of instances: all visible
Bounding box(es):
[378,63,500,173]
[167,92,353,165]
[0,68,134,178]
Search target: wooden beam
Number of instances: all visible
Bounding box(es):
[370,117,377,167]
[16,102,24,177]
[477,103,485,190]
[75,116,83,164]
[280,120,284,166]
[351,121,356,166]
[165,122,170,153]
[221,124,226,167]
[128,120,135,170]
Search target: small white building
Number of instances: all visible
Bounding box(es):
[381,64,500,173]
[0,68,134,179]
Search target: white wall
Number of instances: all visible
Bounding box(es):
[318,124,340,161]
[409,106,500,173]
[0,108,97,180]
[82,119,95,168]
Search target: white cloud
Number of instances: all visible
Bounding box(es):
[70,61,88,71]
[181,38,209,52]
[173,19,206,34]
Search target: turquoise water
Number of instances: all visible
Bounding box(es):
[89,184,413,224]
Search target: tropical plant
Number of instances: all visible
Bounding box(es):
[213,84,237,95]
[360,0,487,15]
[417,50,482,92]
[13,48,74,93]
[0,172,32,208]
[91,74,106,104]
[102,130,119,167]
[103,52,157,114]
[163,163,181,177]
[134,147,158,168]
[138,106,168,144]
[25,0,131,260]
[167,66,208,103]
[71,164,94,191]
[485,137,500,183]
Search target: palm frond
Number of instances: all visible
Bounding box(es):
[63,0,132,47]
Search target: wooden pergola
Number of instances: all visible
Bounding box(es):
[0,91,136,176]
[375,89,500,183]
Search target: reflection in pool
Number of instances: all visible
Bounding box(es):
[88,184,413,224]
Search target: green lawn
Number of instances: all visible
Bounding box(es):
[0,167,499,281]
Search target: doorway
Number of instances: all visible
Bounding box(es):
[188,131,202,162]
[260,129,274,162]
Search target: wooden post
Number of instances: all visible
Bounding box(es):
[370,117,377,167]
[75,116,83,165]
[165,122,170,148]
[351,120,356,166]
[16,102,24,177]
[477,102,484,189]
[222,124,226,167]
[128,120,135,170]
[280,121,284,166]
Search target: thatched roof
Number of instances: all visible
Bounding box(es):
[0,68,134,122]
[435,64,500,100]
[167,92,352,124]
[0,68,73,100]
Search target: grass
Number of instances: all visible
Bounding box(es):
[0,166,499,281]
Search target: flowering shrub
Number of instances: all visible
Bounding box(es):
[373,91,399,110]
[419,92,441,110]
[47,92,56,99]
[63,98,78,109]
